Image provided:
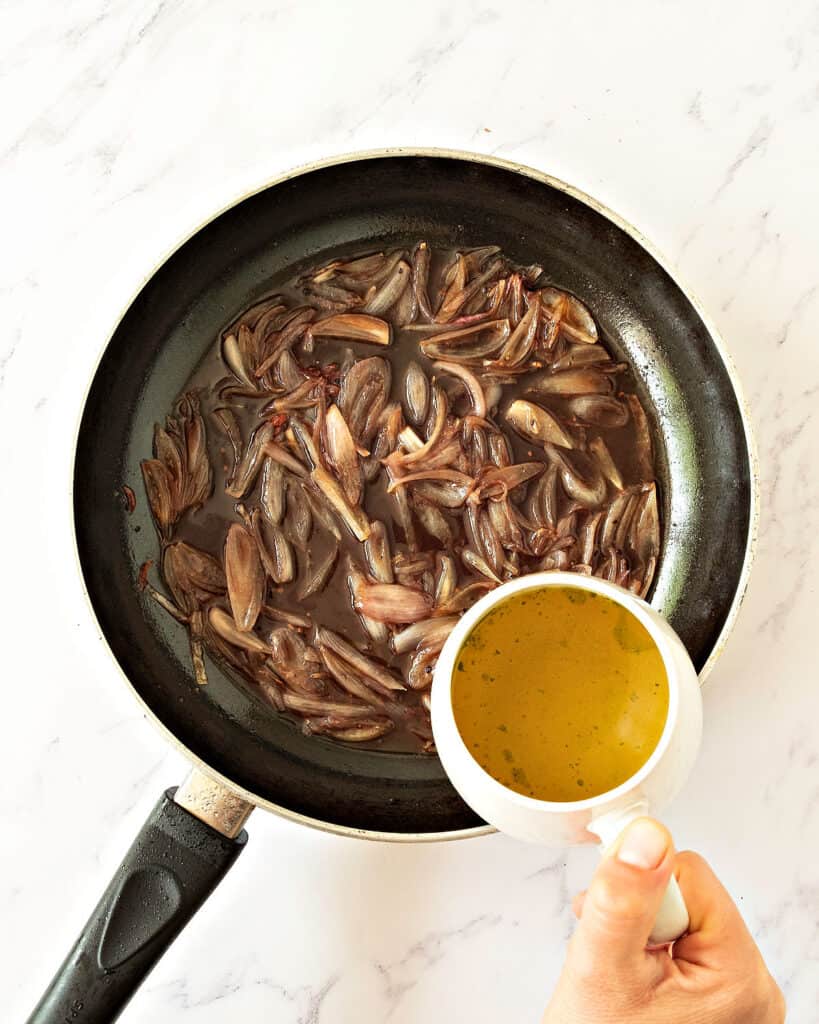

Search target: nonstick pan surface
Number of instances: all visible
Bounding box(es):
[74,150,756,839]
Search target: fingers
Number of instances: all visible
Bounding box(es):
[571,818,675,974]
[573,849,759,963]
[672,851,755,964]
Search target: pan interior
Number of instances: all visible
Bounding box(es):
[74,154,752,836]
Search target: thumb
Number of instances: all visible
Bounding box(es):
[571,817,675,974]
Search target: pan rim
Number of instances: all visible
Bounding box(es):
[71,146,759,842]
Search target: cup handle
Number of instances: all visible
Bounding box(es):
[587,800,690,946]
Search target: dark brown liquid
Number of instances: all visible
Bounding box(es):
[161,246,656,751]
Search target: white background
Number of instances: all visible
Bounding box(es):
[2,1,817,1020]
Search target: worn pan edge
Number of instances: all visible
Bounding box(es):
[70,146,759,842]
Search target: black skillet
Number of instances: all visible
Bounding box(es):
[28,150,755,1023]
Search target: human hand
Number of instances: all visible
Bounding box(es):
[542,818,784,1023]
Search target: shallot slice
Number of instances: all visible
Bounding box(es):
[387,469,473,493]
[407,641,444,690]
[552,344,611,370]
[437,580,496,614]
[365,260,411,316]
[567,395,629,428]
[311,466,371,541]
[208,607,268,653]
[227,422,276,498]
[589,436,624,490]
[213,407,243,473]
[283,476,313,550]
[420,319,510,361]
[255,308,316,376]
[468,462,544,503]
[313,720,394,742]
[262,440,309,478]
[252,511,295,585]
[392,616,459,655]
[260,458,286,524]
[629,483,660,566]
[404,361,430,425]
[540,287,598,345]
[411,479,471,508]
[462,548,502,584]
[496,294,540,367]
[281,692,374,721]
[324,404,361,504]
[353,581,434,624]
[337,356,391,445]
[297,544,339,600]
[433,360,487,418]
[316,627,405,693]
[222,332,256,387]
[553,453,607,509]
[434,553,457,606]
[140,459,175,535]
[578,510,603,566]
[364,520,394,583]
[163,542,225,611]
[436,257,504,323]
[411,242,433,321]
[505,400,574,449]
[527,368,613,397]
[625,394,654,480]
[600,490,635,550]
[319,647,388,708]
[310,313,391,346]
[224,523,265,631]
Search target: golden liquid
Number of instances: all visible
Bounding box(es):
[452,587,669,801]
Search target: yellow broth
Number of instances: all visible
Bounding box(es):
[451,586,669,801]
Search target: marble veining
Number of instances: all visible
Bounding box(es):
[2,0,818,1020]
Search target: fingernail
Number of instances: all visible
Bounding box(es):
[616,819,669,870]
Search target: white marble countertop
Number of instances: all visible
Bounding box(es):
[3,1,818,1020]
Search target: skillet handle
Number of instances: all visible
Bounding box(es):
[27,787,248,1024]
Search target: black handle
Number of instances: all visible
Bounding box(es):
[27,788,247,1024]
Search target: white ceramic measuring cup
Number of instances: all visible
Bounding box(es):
[431,571,702,945]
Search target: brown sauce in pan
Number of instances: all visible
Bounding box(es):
[139,243,660,753]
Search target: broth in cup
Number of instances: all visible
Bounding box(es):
[451,586,670,801]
